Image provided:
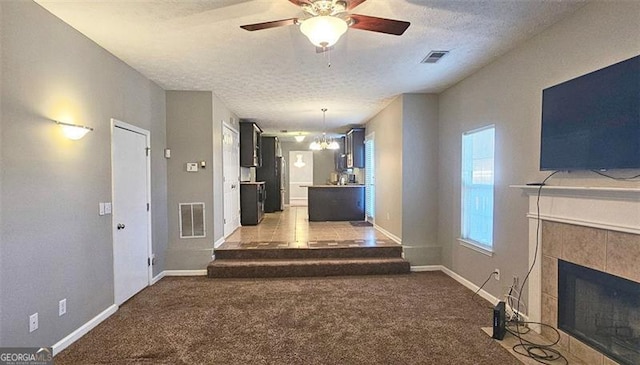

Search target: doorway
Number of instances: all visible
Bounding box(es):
[289,151,313,206]
[365,134,375,223]
[223,124,240,237]
[111,119,151,305]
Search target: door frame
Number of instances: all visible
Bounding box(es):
[110,118,153,299]
[365,132,375,224]
[222,121,240,237]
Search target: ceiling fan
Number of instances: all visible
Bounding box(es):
[240,0,410,50]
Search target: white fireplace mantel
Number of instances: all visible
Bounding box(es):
[511,184,640,330]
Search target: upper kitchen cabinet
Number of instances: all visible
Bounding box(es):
[240,121,263,167]
[334,136,347,171]
[346,128,365,168]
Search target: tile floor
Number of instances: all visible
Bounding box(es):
[221,206,396,249]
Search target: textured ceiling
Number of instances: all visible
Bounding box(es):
[35,0,584,138]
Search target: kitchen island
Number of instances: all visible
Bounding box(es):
[305,185,365,221]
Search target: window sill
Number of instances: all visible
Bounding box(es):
[458,238,493,257]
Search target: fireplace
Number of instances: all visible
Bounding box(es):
[516,184,640,364]
[558,259,640,365]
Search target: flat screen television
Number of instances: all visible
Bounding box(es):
[540,55,640,171]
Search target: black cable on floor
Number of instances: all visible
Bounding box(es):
[513,170,568,364]
[507,321,568,365]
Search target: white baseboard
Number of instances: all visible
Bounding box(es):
[163,270,207,276]
[374,224,402,244]
[151,271,165,285]
[52,304,118,356]
[437,266,529,321]
[440,266,500,305]
[214,237,225,249]
[411,265,443,272]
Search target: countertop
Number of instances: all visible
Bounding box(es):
[240,181,265,185]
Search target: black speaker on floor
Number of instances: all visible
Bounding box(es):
[493,301,506,340]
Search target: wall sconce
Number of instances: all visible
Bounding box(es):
[294,134,305,143]
[55,120,93,140]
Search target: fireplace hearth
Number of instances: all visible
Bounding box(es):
[558,259,640,365]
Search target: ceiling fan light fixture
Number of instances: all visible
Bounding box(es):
[300,16,348,48]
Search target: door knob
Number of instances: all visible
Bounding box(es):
[117,223,126,230]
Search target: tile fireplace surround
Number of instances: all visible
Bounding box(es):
[516,185,640,365]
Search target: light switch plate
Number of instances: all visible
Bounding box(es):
[99,203,105,216]
[29,313,38,333]
[186,163,198,172]
[104,202,112,215]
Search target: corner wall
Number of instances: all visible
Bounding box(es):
[401,94,439,265]
[365,96,403,239]
[437,1,640,305]
[0,1,167,347]
[165,91,214,270]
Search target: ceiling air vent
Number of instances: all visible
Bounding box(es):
[421,50,449,64]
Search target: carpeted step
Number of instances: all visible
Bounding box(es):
[214,246,403,260]
[207,257,411,278]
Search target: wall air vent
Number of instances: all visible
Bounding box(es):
[421,50,449,64]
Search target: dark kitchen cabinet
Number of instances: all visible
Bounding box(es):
[346,128,365,168]
[240,182,265,225]
[240,121,262,167]
[334,136,347,171]
[256,136,284,213]
[307,186,365,221]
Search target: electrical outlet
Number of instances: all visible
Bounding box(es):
[493,269,500,281]
[29,313,38,333]
[59,299,67,316]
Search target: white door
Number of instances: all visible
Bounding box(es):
[223,124,240,237]
[365,135,375,223]
[289,151,313,206]
[112,121,150,305]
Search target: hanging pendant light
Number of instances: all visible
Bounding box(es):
[309,108,340,151]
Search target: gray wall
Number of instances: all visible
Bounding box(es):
[402,94,439,265]
[0,1,167,347]
[165,91,214,270]
[0,2,4,347]
[165,91,239,269]
[312,149,337,185]
[365,96,403,239]
[437,1,640,305]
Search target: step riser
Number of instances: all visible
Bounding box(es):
[214,247,403,260]
[208,262,410,279]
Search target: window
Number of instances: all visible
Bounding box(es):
[461,126,495,251]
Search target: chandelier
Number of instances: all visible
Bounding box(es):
[309,108,339,151]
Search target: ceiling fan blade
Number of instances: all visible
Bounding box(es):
[346,0,367,11]
[349,14,410,36]
[240,18,298,31]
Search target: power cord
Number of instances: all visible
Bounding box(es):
[471,270,499,309]
[512,170,569,364]
[590,169,640,180]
